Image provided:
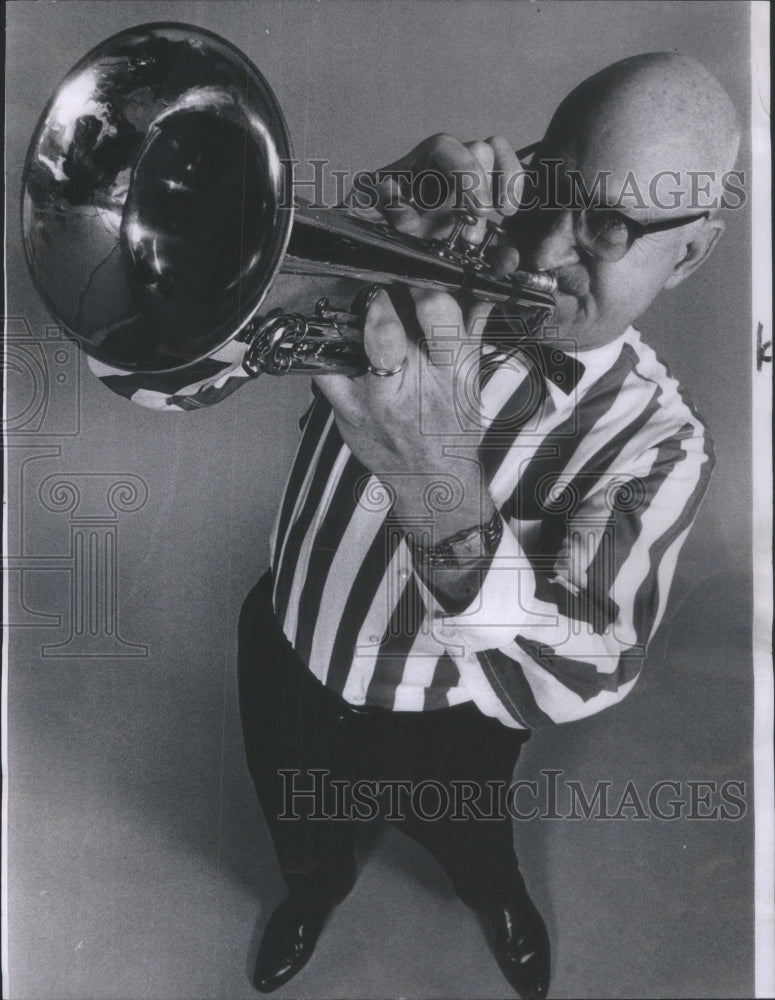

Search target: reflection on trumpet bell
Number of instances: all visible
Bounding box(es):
[23,23,292,374]
[22,22,556,381]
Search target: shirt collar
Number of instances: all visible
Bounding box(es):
[483,312,635,400]
[483,312,583,395]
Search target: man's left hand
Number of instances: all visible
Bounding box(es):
[313,285,506,541]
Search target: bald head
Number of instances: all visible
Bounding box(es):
[516,53,742,346]
[544,53,740,215]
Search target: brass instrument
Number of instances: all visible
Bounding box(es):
[22,22,555,379]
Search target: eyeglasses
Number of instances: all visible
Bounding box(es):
[514,143,709,263]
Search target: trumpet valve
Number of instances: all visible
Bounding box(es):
[475,219,506,259]
[440,210,479,254]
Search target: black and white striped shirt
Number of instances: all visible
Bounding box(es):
[89,321,713,729]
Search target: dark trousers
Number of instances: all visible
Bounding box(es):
[237,573,530,911]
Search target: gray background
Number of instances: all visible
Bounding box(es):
[4,2,754,998]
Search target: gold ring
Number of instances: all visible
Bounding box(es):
[367,357,407,378]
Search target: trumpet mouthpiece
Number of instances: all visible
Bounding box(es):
[516,270,557,293]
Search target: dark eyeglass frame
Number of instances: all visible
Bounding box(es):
[515,142,710,261]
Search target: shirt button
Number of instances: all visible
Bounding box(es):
[369,634,381,643]
[440,627,454,638]
[399,568,410,580]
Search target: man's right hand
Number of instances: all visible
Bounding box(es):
[348,133,526,246]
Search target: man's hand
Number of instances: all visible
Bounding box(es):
[314,285,498,540]
[315,284,509,613]
[318,134,531,535]
[349,133,526,246]
[316,133,531,606]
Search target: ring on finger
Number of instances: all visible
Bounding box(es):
[367,357,408,378]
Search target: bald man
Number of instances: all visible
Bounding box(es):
[89,51,740,1000]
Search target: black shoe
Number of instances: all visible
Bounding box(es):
[252,896,332,993]
[480,883,551,999]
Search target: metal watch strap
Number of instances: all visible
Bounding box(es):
[409,508,503,569]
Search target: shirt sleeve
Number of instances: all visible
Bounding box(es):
[86,337,253,411]
[422,421,714,728]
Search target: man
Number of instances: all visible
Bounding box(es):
[90,52,739,1000]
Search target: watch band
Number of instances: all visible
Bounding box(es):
[409,508,503,569]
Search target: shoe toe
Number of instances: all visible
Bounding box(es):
[253,898,328,993]
[490,897,551,1000]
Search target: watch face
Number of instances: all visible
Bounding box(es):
[447,534,487,561]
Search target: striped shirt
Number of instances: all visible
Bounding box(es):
[89,320,713,729]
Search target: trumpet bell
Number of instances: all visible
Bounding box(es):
[22,23,293,372]
[23,22,556,381]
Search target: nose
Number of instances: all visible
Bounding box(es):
[531,210,582,271]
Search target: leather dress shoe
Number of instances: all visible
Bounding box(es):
[480,883,551,999]
[252,896,332,993]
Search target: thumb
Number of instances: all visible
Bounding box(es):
[487,244,521,278]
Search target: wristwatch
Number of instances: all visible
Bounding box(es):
[409,508,503,569]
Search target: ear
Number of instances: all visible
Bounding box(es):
[663,217,725,289]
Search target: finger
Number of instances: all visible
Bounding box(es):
[411,289,466,346]
[376,135,495,243]
[463,138,496,185]
[418,134,493,220]
[313,287,411,414]
[411,290,484,414]
[486,244,521,277]
[486,135,524,216]
[311,370,363,426]
[363,287,410,380]
[464,297,497,335]
[461,139,497,242]
[373,176,423,234]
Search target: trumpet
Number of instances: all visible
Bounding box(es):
[22,22,556,379]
